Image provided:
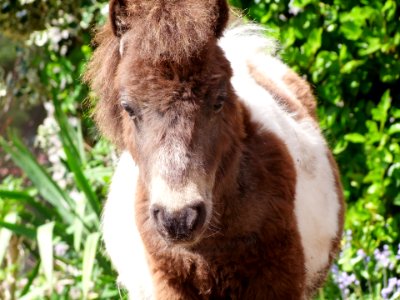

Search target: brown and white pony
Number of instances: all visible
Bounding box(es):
[85,0,345,299]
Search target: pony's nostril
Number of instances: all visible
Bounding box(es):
[185,207,198,230]
[186,203,206,231]
[151,203,206,242]
[150,205,162,222]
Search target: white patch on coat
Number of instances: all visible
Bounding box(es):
[219,24,341,287]
[101,152,154,299]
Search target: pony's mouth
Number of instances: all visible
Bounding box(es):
[162,230,206,247]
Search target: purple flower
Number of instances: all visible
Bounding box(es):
[332,269,358,294]
[374,246,391,269]
[54,242,69,257]
[357,248,370,263]
[382,287,391,299]
[357,249,366,259]
[388,277,397,288]
[331,264,339,276]
[381,277,400,299]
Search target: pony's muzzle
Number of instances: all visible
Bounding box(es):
[150,203,206,242]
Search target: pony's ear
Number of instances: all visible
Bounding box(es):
[109,0,130,37]
[215,0,229,38]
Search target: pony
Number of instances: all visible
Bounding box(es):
[84,0,345,298]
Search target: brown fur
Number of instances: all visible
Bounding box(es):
[84,25,124,147]
[283,70,317,120]
[109,0,228,64]
[85,0,343,298]
[135,109,306,298]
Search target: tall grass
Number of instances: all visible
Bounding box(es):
[0,99,122,299]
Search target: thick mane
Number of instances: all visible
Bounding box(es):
[118,0,227,64]
[84,25,123,146]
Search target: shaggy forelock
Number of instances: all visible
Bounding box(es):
[84,0,229,147]
[122,0,223,64]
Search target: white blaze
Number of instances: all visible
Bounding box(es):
[149,175,212,213]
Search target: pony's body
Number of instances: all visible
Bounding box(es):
[101,26,344,299]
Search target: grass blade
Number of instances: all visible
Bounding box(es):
[0,190,56,220]
[20,261,40,297]
[0,134,74,224]
[73,196,85,252]
[53,101,101,217]
[82,232,100,300]
[37,222,55,289]
[0,190,75,244]
[0,212,18,265]
[18,286,47,300]
[0,221,36,239]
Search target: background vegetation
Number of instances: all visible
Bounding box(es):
[0,0,399,299]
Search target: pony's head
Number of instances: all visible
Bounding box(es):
[86,0,244,245]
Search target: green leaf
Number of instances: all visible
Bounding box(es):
[19,261,40,297]
[0,190,55,220]
[53,100,101,217]
[344,133,366,143]
[37,222,55,288]
[333,138,348,155]
[73,196,86,252]
[0,212,17,265]
[394,194,400,206]
[340,22,363,40]
[341,60,365,74]
[371,90,391,129]
[303,28,322,57]
[340,6,377,25]
[82,232,100,300]
[388,123,400,135]
[0,134,75,223]
[0,221,36,239]
[382,0,397,21]
[18,286,47,300]
[292,0,313,8]
[358,37,384,56]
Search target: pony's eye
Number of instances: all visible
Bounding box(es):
[213,97,225,113]
[121,101,137,120]
[213,102,224,113]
